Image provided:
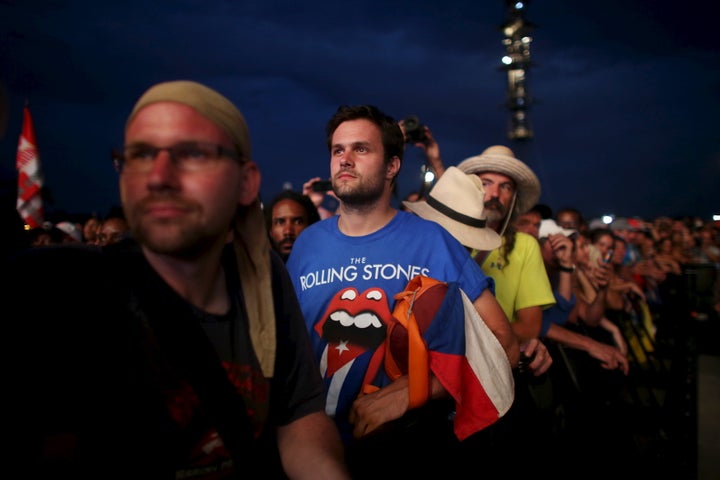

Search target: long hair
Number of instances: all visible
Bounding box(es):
[498,223,518,267]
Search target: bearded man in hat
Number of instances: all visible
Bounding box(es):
[414,144,555,357]
[403,168,553,378]
[4,80,349,479]
[456,145,555,343]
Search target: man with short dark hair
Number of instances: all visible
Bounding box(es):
[286,105,519,477]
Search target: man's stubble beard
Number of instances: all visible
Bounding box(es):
[334,172,386,209]
[132,219,219,259]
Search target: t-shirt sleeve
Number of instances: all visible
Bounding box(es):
[514,235,556,311]
[269,252,327,425]
[436,226,495,299]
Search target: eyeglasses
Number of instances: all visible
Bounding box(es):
[112,141,241,173]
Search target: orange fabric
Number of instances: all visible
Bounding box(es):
[359,346,386,397]
[386,276,436,408]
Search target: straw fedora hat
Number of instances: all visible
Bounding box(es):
[456,145,541,216]
[403,166,502,251]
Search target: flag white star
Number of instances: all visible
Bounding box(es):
[335,340,350,355]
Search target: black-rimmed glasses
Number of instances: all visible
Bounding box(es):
[111,141,240,173]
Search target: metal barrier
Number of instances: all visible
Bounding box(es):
[683,263,718,314]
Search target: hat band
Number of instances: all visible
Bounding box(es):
[427,195,487,229]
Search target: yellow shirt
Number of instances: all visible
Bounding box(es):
[475,232,555,323]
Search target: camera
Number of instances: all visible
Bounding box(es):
[402,115,428,144]
[311,180,333,192]
[517,350,536,374]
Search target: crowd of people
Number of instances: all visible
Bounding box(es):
[23,209,131,247]
[269,112,719,477]
[3,80,717,479]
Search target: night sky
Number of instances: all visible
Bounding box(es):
[1,0,718,224]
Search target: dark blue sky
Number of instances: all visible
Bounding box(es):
[1,0,718,223]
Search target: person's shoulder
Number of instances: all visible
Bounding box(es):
[288,216,333,252]
[285,218,335,269]
[398,211,470,253]
[396,210,445,232]
[396,209,429,224]
[515,231,536,242]
[401,209,469,236]
[515,231,540,248]
[302,216,337,235]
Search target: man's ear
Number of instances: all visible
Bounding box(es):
[386,156,401,180]
[238,162,261,206]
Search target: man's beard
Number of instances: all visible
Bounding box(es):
[334,171,385,208]
[273,238,294,260]
[484,199,506,224]
[131,218,220,260]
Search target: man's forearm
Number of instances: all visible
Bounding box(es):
[277,412,350,479]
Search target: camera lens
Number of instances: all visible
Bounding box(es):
[404,115,420,130]
[403,115,427,144]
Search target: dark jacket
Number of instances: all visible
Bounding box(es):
[4,239,324,479]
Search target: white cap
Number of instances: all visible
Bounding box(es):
[539,219,577,239]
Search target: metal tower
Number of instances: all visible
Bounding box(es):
[500,1,535,141]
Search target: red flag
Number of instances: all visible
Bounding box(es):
[16,103,44,228]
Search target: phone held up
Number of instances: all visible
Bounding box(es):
[311,180,333,192]
[603,249,614,263]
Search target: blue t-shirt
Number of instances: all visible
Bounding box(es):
[540,288,576,337]
[285,210,494,442]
